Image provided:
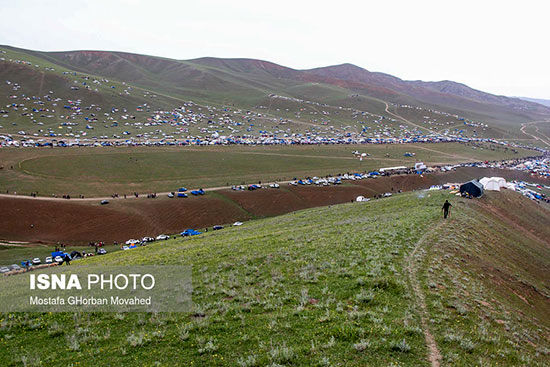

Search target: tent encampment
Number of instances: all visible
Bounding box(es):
[479,177,507,191]
[460,180,484,197]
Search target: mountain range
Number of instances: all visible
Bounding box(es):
[1,44,549,140]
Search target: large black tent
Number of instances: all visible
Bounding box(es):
[460,180,484,197]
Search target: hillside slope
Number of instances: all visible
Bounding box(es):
[2,45,550,142]
[0,190,548,366]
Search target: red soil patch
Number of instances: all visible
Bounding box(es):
[0,167,546,245]
[0,196,248,244]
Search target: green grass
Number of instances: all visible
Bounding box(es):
[0,190,548,366]
[0,143,534,196]
[415,192,550,366]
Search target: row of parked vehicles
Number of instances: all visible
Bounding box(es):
[288,173,381,186]
[2,223,246,271]
[179,221,242,237]
[232,183,280,191]
[122,234,171,250]
[0,249,108,274]
[167,187,206,198]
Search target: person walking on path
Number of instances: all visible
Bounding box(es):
[442,200,452,219]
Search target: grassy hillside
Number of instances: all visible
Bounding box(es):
[2,45,550,144]
[0,190,548,366]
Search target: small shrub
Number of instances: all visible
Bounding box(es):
[127,331,149,347]
[179,330,190,341]
[391,339,411,353]
[353,339,370,352]
[237,354,258,367]
[459,339,475,353]
[322,336,336,349]
[198,338,218,354]
[47,322,64,337]
[355,289,375,303]
[269,343,294,363]
[66,334,80,351]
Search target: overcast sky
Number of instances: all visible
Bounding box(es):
[1,0,548,99]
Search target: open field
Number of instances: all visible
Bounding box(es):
[0,142,536,197]
[0,190,548,366]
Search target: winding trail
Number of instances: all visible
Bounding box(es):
[406,220,445,367]
[520,120,550,147]
[383,101,434,134]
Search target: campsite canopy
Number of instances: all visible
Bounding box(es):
[479,177,506,191]
[460,180,484,197]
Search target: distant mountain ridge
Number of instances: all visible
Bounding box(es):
[2,44,550,127]
[517,97,550,108]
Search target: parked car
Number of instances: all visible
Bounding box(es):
[100,199,109,205]
[233,221,243,226]
[45,256,53,264]
[177,192,188,198]
[0,266,10,273]
[156,234,170,240]
[269,183,280,188]
[141,237,154,243]
[10,264,21,271]
[167,192,174,198]
[32,257,41,265]
[122,245,130,251]
[213,225,224,230]
[54,256,63,263]
[97,248,107,255]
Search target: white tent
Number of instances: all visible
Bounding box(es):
[480,177,507,191]
[415,162,426,171]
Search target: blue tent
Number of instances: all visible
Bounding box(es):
[181,229,202,236]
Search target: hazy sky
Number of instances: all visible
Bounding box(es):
[1,0,548,98]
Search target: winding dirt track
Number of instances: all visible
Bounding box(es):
[520,120,550,147]
[383,102,434,134]
[406,221,445,367]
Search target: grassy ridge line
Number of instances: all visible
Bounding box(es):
[418,193,550,366]
[0,191,444,366]
[2,191,547,365]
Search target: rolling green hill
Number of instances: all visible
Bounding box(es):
[2,45,549,143]
[0,190,548,366]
